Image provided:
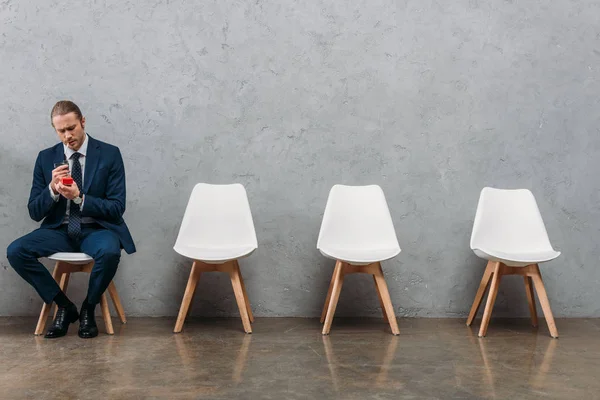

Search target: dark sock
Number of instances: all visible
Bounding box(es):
[53,291,73,308]
[82,297,96,312]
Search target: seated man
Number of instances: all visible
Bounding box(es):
[6,100,135,339]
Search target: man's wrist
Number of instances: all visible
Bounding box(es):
[73,190,84,205]
[49,183,59,201]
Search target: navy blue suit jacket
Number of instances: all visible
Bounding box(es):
[27,135,136,254]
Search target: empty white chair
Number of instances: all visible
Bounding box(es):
[318,184,401,335]
[466,187,561,338]
[35,253,126,336]
[173,183,257,334]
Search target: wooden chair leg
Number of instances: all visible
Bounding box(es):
[61,271,70,289]
[230,263,252,334]
[35,262,63,335]
[320,260,342,323]
[467,261,495,326]
[107,281,127,324]
[174,261,202,333]
[53,272,71,319]
[373,263,400,336]
[530,265,558,338]
[322,262,345,335]
[186,287,198,318]
[236,260,254,323]
[524,276,538,327]
[373,275,388,321]
[100,292,114,335]
[185,265,203,318]
[478,262,503,337]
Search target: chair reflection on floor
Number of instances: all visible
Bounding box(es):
[322,335,402,392]
[29,334,122,396]
[462,326,558,397]
[103,332,251,398]
[174,333,252,383]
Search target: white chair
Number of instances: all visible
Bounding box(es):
[35,252,126,336]
[173,183,257,334]
[317,184,401,335]
[466,187,561,338]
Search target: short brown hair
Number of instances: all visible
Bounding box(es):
[50,100,83,125]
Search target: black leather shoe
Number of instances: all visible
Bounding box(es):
[44,304,79,339]
[78,306,99,339]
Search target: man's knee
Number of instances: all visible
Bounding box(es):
[94,247,121,265]
[6,239,26,265]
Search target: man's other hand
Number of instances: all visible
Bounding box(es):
[56,181,81,201]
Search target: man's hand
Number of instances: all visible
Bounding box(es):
[51,165,69,195]
[56,181,81,201]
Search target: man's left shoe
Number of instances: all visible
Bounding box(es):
[78,306,99,339]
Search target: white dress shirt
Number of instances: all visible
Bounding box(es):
[49,134,95,224]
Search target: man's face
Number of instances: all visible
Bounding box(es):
[52,112,86,151]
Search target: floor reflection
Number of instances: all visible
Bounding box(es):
[29,324,253,398]
[322,335,402,391]
[2,318,597,400]
[464,326,558,398]
[174,332,252,383]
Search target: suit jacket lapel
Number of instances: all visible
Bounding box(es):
[84,135,100,193]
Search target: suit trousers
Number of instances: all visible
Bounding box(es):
[6,224,121,305]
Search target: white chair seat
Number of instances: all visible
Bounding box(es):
[318,246,400,265]
[472,248,561,267]
[174,183,258,263]
[48,252,93,264]
[317,185,401,264]
[173,245,257,263]
[470,187,560,266]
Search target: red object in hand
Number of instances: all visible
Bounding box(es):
[62,177,74,186]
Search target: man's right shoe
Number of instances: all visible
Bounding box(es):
[78,306,99,339]
[44,304,79,339]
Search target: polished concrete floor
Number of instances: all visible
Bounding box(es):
[0,317,599,399]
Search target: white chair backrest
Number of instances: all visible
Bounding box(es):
[317,184,400,251]
[174,183,258,250]
[470,187,554,253]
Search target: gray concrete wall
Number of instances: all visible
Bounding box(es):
[1,0,599,318]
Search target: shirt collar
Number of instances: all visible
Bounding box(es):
[64,134,89,160]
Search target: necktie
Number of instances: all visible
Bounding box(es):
[67,152,83,240]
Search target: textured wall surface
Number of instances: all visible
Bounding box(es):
[1,0,599,317]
